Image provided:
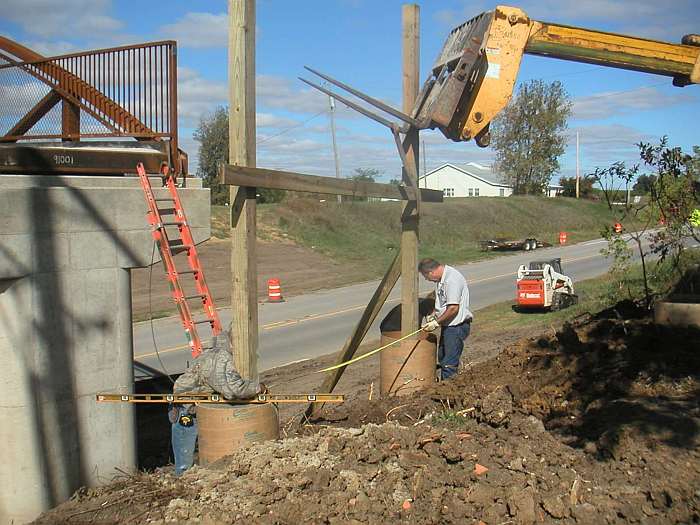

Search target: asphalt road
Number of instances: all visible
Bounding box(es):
[133,233,659,379]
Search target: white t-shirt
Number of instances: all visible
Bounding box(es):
[435,265,473,326]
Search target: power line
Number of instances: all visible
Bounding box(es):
[256,110,327,145]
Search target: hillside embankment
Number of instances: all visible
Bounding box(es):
[133,196,632,320]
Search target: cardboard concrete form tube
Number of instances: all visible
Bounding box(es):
[380,331,437,396]
[654,295,700,328]
[197,403,279,465]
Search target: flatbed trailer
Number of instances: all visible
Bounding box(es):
[480,238,550,252]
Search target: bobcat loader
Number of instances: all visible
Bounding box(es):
[516,258,577,311]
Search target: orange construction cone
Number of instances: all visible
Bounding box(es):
[614,222,623,233]
[559,232,567,245]
[267,278,284,302]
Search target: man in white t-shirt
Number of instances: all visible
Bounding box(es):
[418,258,473,380]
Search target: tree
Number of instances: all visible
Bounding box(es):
[559,175,595,198]
[640,139,700,269]
[351,167,381,183]
[347,168,382,201]
[491,79,572,195]
[194,106,229,205]
[593,138,700,308]
[689,146,700,177]
[193,106,285,205]
[632,174,657,194]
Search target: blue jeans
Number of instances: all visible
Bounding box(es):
[171,407,198,476]
[438,321,471,380]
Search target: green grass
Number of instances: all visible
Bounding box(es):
[211,195,644,278]
[475,248,700,334]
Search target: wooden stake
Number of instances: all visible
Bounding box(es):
[400,4,420,336]
[228,0,258,379]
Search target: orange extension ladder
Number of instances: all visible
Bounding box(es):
[136,162,222,358]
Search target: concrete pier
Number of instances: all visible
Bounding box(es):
[0,175,210,523]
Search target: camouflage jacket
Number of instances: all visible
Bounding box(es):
[173,334,260,400]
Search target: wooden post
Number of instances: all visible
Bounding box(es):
[228,0,258,379]
[220,164,441,202]
[400,4,420,336]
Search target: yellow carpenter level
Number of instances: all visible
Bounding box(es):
[96,393,344,404]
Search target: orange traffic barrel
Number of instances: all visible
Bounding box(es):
[267,278,284,302]
[559,232,568,245]
[614,222,623,233]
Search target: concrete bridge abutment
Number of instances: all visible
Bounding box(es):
[0,175,210,523]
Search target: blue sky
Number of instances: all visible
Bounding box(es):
[2,0,698,183]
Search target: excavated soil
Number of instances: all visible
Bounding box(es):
[35,303,700,524]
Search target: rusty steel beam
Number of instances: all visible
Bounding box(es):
[0,38,152,135]
[0,36,185,175]
[2,90,62,141]
[0,142,168,175]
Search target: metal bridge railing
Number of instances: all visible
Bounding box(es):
[0,40,179,169]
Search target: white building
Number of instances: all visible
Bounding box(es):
[420,162,562,198]
[420,163,512,198]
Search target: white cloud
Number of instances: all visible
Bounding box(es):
[257,75,328,114]
[21,40,80,56]
[0,80,52,123]
[177,70,360,129]
[256,113,299,129]
[566,124,656,171]
[3,0,123,39]
[177,67,228,127]
[160,12,228,49]
[572,87,696,120]
[572,124,651,149]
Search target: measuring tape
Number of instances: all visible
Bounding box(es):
[96,393,344,404]
[317,327,425,373]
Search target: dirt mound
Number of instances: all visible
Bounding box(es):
[35,306,700,524]
[322,307,700,454]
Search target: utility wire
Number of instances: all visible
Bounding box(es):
[147,240,175,385]
[256,110,327,145]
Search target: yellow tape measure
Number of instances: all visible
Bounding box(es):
[317,328,424,373]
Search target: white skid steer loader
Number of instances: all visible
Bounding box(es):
[516,258,578,311]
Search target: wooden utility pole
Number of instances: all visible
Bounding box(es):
[575,131,580,199]
[328,95,342,203]
[400,4,420,336]
[228,0,258,379]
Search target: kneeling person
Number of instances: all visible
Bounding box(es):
[170,330,266,475]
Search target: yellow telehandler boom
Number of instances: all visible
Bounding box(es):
[413,5,700,146]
